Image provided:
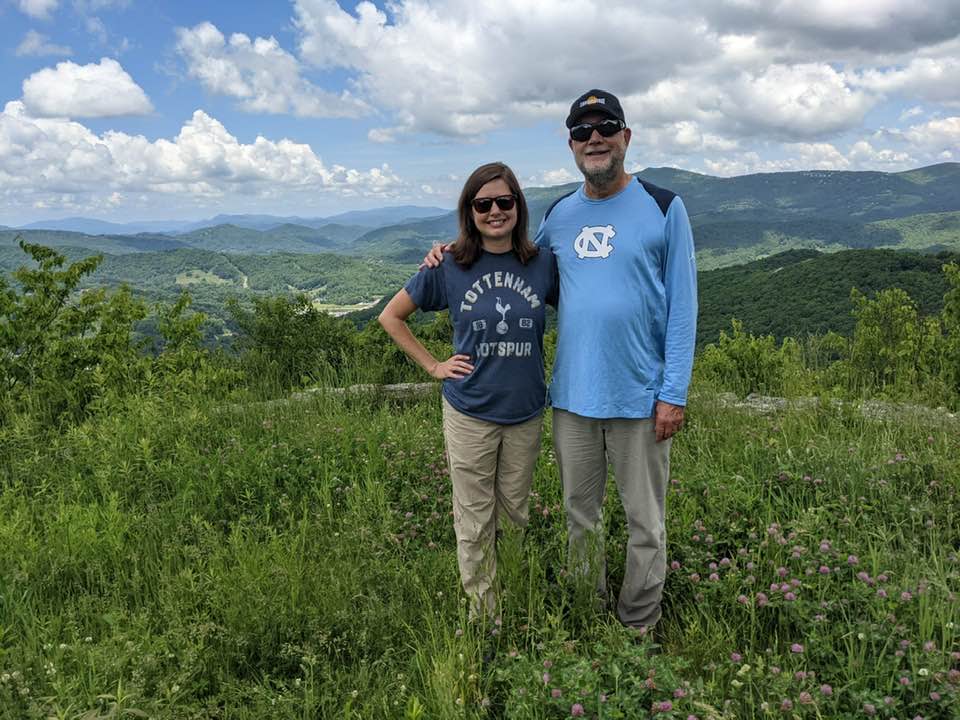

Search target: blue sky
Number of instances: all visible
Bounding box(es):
[1,0,959,225]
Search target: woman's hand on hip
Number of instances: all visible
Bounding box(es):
[430,354,474,379]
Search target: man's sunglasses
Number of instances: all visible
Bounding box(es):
[569,118,625,142]
[471,195,517,213]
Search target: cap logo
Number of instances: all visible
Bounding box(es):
[579,96,605,108]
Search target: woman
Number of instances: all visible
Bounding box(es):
[379,162,558,620]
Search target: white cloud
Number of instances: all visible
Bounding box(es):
[703,153,794,177]
[290,0,940,146]
[175,22,368,118]
[21,58,152,118]
[855,57,960,105]
[526,168,577,187]
[368,127,398,143]
[85,16,108,44]
[0,102,404,212]
[719,64,873,139]
[848,140,913,166]
[899,106,925,122]
[293,0,717,139]
[701,143,853,176]
[626,64,874,142]
[701,133,930,177]
[15,30,72,57]
[633,121,740,157]
[18,0,58,20]
[904,116,960,152]
[696,0,960,53]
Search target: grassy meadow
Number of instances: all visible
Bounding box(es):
[1,382,957,719]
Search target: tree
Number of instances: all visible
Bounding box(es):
[0,240,146,424]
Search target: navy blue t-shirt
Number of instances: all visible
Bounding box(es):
[405,248,558,424]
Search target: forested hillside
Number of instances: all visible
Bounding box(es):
[697,248,959,345]
[6,164,958,269]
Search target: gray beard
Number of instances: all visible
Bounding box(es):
[580,162,620,189]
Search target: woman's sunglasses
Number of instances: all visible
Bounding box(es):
[471,195,517,213]
[569,118,625,142]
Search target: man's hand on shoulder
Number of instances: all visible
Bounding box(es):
[654,400,685,442]
[420,242,451,269]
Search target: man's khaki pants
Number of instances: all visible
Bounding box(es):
[442,397,543,619]
[553,408,671,628]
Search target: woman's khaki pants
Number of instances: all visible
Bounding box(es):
[442,397,543,620]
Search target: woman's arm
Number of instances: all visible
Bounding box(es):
[378,289,474,379]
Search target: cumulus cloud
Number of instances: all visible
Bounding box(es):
[632,121,740,157]
[288,0,953,145]
[625,64,873,143]
[848,140,913,166]
[698,124,960,177]
[903,116,960,152]
[18,0,58,20]
[526,168,578,187]
[855,57,960,105]
[703,143,852,176]
[15,30,72,57]
[0,102,403,212]
[694,0,960,54]
[719,64,873,139]
[21,58,152,118]
[293,0,716,138]
[175,22,368,118]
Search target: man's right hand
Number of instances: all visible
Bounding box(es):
[430,354,473,379]
[421,243,450,269]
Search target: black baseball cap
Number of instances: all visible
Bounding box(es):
[565,89,625,128]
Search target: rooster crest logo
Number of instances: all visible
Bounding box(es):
[495,297,511,335]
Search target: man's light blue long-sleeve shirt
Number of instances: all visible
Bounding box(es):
[535,177,698,419]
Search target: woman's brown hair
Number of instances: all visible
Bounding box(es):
[451,162,537,268]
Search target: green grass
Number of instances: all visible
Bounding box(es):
[0,387,957,718]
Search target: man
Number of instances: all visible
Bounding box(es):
[426,89,697,630]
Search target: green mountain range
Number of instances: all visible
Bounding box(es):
[4,163,959,348]
[367,163,960,266]
[5,163,959,268]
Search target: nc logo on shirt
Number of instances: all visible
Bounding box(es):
[574,224,615,259]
